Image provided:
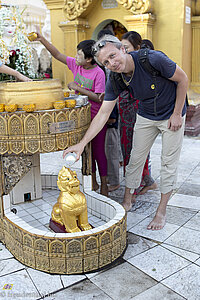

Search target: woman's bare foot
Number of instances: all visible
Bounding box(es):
[92,173,99,191]
[108,184,120,192]
[139,182,157,195]
[100,183,108,196]
[92,182,99,191]
[147,212,166,230]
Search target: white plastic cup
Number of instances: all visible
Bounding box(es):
[65,152,76,166]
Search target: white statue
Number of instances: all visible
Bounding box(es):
[0,5,36,79]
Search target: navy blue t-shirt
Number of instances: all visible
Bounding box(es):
[105,50,186,121]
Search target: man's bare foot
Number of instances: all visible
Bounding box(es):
[139,182,157,195]
[108,184,120,192]
[147,212,166,230]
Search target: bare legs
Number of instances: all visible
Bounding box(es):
[92,173,108,197]
[147,190,172,230]
[122,187,136,212]
[122,188,172,231]
[139,182,157,195]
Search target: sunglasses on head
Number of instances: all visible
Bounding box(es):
[92,40,114,55]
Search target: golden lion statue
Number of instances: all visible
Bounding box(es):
[51,166,92,233]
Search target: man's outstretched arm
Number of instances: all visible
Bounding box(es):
[63,99,117,160]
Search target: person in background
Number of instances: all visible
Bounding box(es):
[97,29,121,192]
[0,61,32,81]
[63,35,188,231]
[141,39,154,50]
[120,31,157,195]
[33,33,108,196]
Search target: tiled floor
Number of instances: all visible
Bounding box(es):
[12,190,106,231]
[0,134,200,299]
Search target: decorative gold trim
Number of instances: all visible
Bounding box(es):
[63,0,153,20]
[63,0,93,21]
[116,0,153,14]
[0,104,91,155]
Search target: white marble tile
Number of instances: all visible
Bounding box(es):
[128,245,190,281]
[22,214,35,223]
[61,274,86,287]
[183,212,200,231]
[16,209,29,218]
[0,258,24,277]
[123,234,157,260]
[28,219,42,228]
[33,199,46,206]
[37,203,52,211]
[26,206,41,214]
[127,211,146,230]
[169,193,200,210]
[0,269,40,299]
[49,279,111,300]
[135,190,161,204]
[129,217,180,242]
[33,211,49,219]
[16,202,35,209]
[165,227,200,254]
[38,215,50,225]
[90,261,156,299]
[27,267,63,296]
[0,243,13,260]
[195,258,200,266]
[133,283,185,300]
[162,263,200,300]
[162,244,199,262]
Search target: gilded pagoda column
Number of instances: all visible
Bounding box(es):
[191,16,200,94]
[59,19,90,88]
[43,0,66,86]
[124,13,156,40]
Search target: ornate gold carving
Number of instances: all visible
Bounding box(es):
[116,0,153,14]
[24,115,40,135]
[51,166,92,233]
[2,155,32,194]
[0,104,90,155]
[63,0,153,20]
[63,0,92,20]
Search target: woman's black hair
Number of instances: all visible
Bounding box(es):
[77,40,96,65]
[121,31,142,50]
[141,39,154,50]
[97,29,114,40]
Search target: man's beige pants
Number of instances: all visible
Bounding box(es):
[125,114,186,194]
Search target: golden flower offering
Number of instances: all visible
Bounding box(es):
[0,104,5,112]
[65,99,76,108]
[27,32,38,42]
[53,101,65,109]
[23,104,36,112]
[64,91,70,97]
[5,104,18,112]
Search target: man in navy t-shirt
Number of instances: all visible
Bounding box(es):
[63,35,188,231]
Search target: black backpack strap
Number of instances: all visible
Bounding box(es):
[138,48,161,77]
[109,71,129,97]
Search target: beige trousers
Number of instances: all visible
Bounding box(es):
[125,114,186,194]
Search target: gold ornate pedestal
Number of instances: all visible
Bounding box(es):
[0,79,64,110]
[0,96,127,274]
[0,104,91,155]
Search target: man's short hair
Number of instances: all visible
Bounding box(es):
[92,35,122,65]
